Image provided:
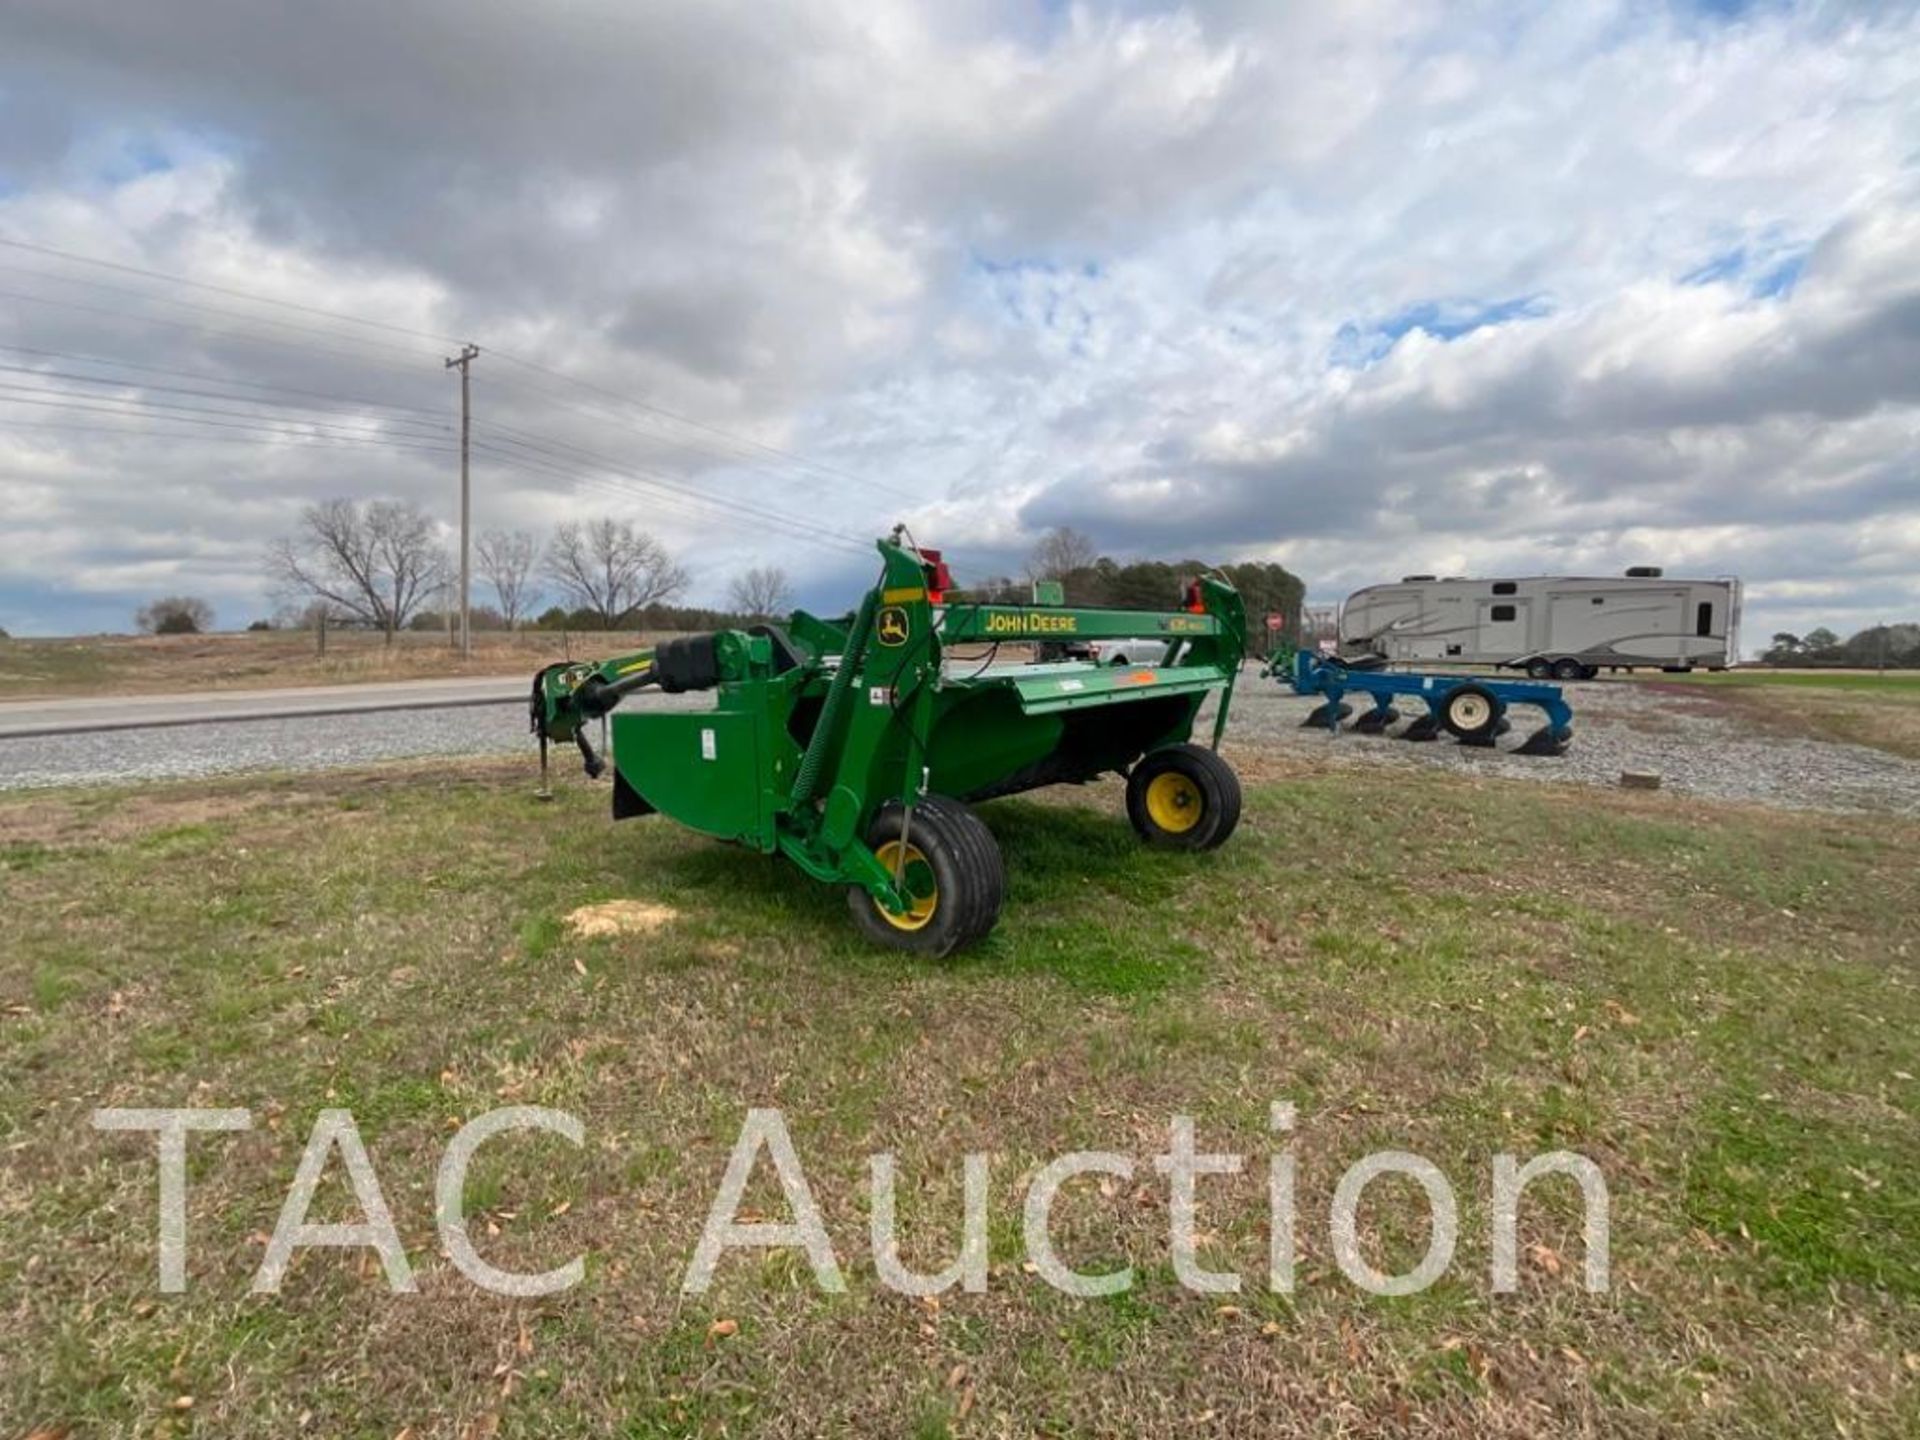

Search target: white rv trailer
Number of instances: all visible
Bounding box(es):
[1339,568,1741,678]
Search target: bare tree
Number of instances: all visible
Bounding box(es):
[135,595,215,635]
[268,498,448,644]
[1027,526,1099,582]
[476,528,540,628]
[727,565,791,619]
[543,518,689,628]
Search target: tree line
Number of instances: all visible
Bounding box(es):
[1763,624,1920,669]
[957,526,1306,653]
[119,511,1300,647]
[248,498,793,639]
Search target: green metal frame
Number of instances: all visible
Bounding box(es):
[534,538,1245,916]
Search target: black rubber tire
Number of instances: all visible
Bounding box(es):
[1440,683,1503,741]
[1551,657,1584,682]
[1579,665,1600,681]
[1125,743,1242,851]
[1525,658,1552,680]
[848,796,1005,957]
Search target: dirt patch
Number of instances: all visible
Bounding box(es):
[565,899,681,937]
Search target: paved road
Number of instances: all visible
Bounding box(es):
[6,669,1915,814]
[0,674,527,738]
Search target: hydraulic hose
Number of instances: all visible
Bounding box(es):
[575,667,657,719]
[789,586,877,807]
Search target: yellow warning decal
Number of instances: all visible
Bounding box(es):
[882,586,926,604]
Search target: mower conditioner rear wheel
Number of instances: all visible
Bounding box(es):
[1126,743,1241,850]
[849,796,1005,957]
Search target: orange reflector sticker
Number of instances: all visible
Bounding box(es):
[1129,669,1157,684]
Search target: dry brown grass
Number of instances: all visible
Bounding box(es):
[0,628,670,699]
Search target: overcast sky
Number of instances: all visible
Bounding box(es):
[0,0,1915,648]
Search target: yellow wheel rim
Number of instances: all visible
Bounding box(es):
[1145,772,1205,834]
[873,840,938,931]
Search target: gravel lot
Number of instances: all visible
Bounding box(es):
[1215,671,1920,816]
[3,668,1917,816]
[0,702,533,790]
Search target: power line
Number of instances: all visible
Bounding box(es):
[484,350,913,502]
[473,419,867,543]
[0,235,985,568]
[0,236,462,346]
[468,441,870,558]
[470,427,871,554]
[0,390,457,452]
[0,380,450,441]
[1,279,894,526]
[0,361,453,434]
[471,441,872,558]
[0,258,445,363]
[0,235,907,504]
[0,416,460,458]
[0,341,451,419]
[0,286,453,383]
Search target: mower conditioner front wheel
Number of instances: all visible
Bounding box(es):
[849,796,1005,957]
[1126,743,1242,850]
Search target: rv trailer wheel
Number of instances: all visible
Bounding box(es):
[1551,658,1585,682]
[1525,659,1552,680]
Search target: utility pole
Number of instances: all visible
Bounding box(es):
[445,343,481,658]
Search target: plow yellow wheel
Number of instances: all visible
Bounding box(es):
[1126,743,1242,850]
[1440,683,1503,741]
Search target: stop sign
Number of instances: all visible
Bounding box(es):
[1265,612,1285,632]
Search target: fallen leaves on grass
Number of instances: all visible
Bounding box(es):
[706,1318,739,1347]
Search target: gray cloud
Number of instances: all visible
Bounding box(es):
[0,1,1916,645]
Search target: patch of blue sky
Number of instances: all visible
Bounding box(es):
[966,250,1101,348]
[1750,252,1805,297]
[1330,294,1551,369]
[0,582,121,638]
[1682,0,1774,20]
[72,123,242,192]
[1680,241,1807,298]
[91,133,177,186]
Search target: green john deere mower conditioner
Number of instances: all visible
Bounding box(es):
[531,532,1246,954]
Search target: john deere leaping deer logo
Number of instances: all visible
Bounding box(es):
[876,606,910,647]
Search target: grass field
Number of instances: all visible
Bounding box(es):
[0,629,661,699]
[1648,670,1920,760]
[2,754,1917,1437]
[1674,669,1920,694]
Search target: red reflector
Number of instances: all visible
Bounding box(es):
[1184,580,1206,615]
[922,548,952,604]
